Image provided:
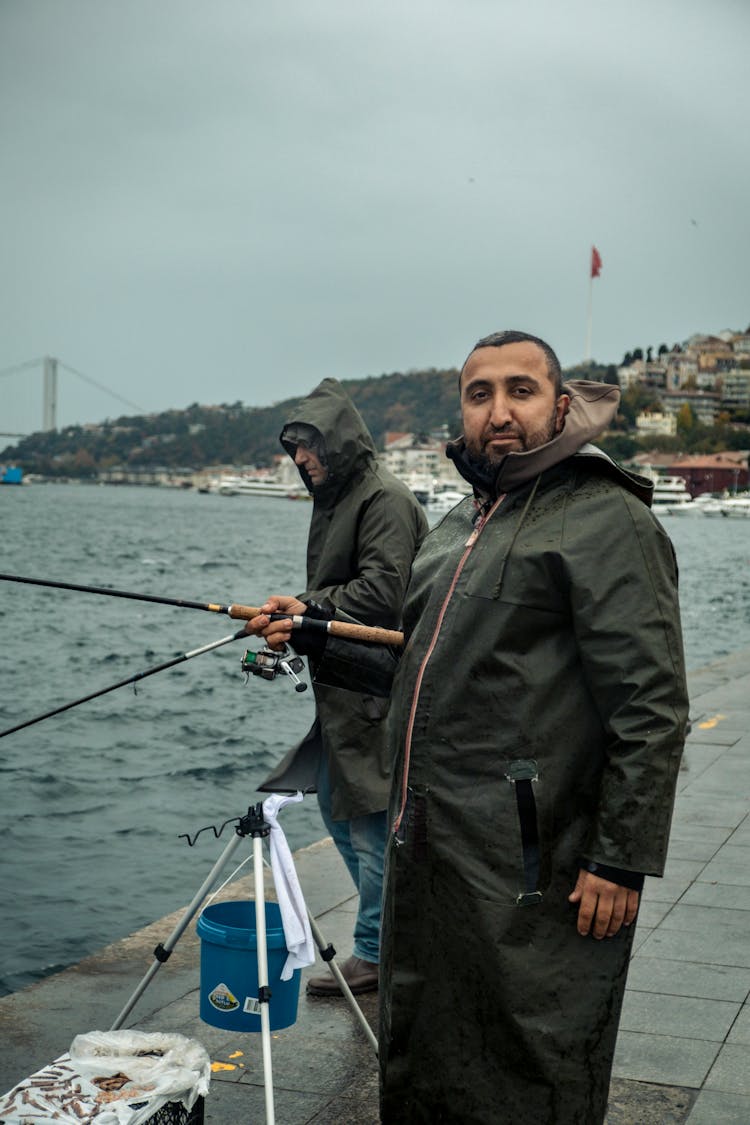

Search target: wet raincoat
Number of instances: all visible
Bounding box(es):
[316,381,688,1123]
[260,378,428,819]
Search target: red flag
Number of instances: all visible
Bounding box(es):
[591,245,602,278]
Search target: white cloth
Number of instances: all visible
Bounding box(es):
[262,792,316,980]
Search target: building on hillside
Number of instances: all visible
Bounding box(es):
[731,332,750,358]
[380,431,464,489]
[617,360,647,389]
[617,359,668,390]
[636,411,677,438]
[721,371,750,411]
[621,333,748,396]
[684,334,735,373]
[660,390,721,426]
[663,348,699,390]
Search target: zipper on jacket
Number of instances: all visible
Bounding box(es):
[393,493,506,839]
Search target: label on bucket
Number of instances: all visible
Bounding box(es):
[243,996,262,1015]
[208,982,240,1012]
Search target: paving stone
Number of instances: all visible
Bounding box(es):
[686,1089,750,1123]
[637,926,750,969]
[681,880,750,912]
[671,795,750,829]
[700,846,750,886]
[644,859,708,904]
[612,1030,720,1088]
[619,991,739,1042]
[626,957,750,1002]
[657,902,750,934]
[704,1043,750,1094]
[726,1002,750,1045]
[665,822,733,861]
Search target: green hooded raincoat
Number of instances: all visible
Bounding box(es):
[261,377,428,819]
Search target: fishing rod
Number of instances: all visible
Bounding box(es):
[0,629,248,740]
[0,572,405,647]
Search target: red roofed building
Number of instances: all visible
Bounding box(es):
[632,451,748,497]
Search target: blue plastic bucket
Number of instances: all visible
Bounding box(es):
[196,901,301,1032]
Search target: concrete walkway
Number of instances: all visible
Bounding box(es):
[2,652,750,1123]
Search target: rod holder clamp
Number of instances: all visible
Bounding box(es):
[236,802,271,839]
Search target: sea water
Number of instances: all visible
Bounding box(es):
[1,484,749,994]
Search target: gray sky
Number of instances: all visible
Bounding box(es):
[1,0,749,439]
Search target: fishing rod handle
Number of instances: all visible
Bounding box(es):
[226,603,404,646]
[326,619,404,647]
[227,603,264,620]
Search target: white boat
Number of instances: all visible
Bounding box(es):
[692,494,727,518]
[717,496,750,519]
[644,472,696,516]
[217,474,308,499]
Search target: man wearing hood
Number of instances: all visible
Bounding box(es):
[255,377,428,997]
[253,331,689,1123]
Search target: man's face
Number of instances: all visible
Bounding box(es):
[460,342,570,465]
[294,442,328,486]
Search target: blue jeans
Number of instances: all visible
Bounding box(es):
[316,754,388,964]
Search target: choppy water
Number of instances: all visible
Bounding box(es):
[1,484,749,996]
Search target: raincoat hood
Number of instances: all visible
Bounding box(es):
[281,378,377,497]
[447,379,654,506]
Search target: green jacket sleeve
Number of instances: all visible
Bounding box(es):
[562,487,689,876]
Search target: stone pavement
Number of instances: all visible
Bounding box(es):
[2,651,750,1123]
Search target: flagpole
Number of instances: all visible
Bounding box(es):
[585,245,601,363]
[584,272,593,363]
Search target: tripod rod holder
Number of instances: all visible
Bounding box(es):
[236,802,271,839]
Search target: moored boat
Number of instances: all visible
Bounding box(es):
[717,496,750,518]
[643,470,696,516]
[216,474,308,500]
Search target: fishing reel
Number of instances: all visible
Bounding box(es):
[241,645,307,693]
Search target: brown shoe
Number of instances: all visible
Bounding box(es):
[306,954,379,997]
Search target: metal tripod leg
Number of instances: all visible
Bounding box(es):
[253,832,275,1125]
[306,911,378,1055]
[110,828,247,1031]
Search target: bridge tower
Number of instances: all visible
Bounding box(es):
[42,356,58,431]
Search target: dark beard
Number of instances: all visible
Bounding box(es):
[473,406,561,468]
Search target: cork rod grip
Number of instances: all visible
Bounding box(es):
[227,603,264,619]
[328,620,404,647]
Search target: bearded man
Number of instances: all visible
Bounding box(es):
[254,331,689,1124]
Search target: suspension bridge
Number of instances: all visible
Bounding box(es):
[0,356,146,438]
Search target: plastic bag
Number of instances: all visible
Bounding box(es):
[68,1030,211,1125]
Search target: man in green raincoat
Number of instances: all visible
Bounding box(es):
[254,332,689,1123]
[255,377,428,996]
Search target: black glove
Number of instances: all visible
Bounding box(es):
[286,599,331,660]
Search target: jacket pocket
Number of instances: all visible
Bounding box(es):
[505,758,545,906]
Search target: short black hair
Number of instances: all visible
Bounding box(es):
[460,330,564,396]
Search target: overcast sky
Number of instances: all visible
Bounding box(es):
[1,0,748,440]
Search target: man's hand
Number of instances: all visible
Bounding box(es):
[568,869,639,939]
[243,595,308,650]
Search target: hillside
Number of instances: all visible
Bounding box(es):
[1,367,464,477]
[2,359,747,478]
